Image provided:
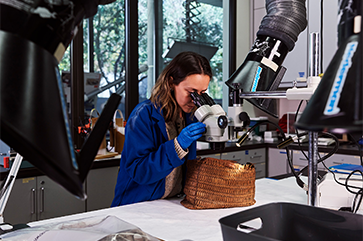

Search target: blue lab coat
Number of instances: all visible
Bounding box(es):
[111,99,197,206]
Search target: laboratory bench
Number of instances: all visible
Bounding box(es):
[198,140,362,178]
[1,140,361,225]
[198,139,362,156]
[1,176,362,241]
[2,139,361,180]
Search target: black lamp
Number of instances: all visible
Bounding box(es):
[295,4,362,134]
[225,0,308,118]
[0,0,119,200]
[163,40,218,60]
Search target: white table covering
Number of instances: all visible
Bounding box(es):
[5,177,309,241]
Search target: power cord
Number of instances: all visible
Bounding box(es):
[296,132,340,176]
[321,160,363,213]
[236,120,306,189]
[238,117,363,208]
[325,133,363,213]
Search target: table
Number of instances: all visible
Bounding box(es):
[1,177,308,241]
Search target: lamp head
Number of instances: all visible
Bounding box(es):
[0,0,119,199]
[226,0,307,118]
[296,1,363,134]
[295,34,362,133]
[225,36,289,118]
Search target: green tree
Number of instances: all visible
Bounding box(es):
[162,1,223,99]
[59,0,224,99]
[94,1,125,90]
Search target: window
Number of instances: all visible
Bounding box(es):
[59,0,226,119]
[139,0,224,103]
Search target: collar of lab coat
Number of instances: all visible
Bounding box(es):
[151,102,196,141]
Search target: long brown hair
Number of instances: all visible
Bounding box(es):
[150,51,212,122]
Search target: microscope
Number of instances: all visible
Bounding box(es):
[227,85,251,141]
[190,92,228,150]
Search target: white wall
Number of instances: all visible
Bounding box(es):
[234,0,274,121]
[223,0,252,111]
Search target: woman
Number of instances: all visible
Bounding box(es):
[111,51,212,206]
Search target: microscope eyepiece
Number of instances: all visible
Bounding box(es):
[190,92,205,107]
[201,93,215,106]
[191,92,217,107]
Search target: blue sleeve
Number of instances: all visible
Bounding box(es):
[120,106,185,185]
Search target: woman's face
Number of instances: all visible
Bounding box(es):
[172,74,210,114]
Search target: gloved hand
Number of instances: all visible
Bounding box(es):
[177,122,206,150]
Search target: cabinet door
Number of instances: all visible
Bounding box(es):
[292,150,327,172]
[254,162,266,179]
[220,152,244,163]
[268,148,290,177]
[244,148,265,164]
[220,149,266,178]
[244,149,266,179]
[86,166,119,211]
[37,176,85,221]
[199,153,221,159]
[322,153,361,168]
[3,177,37,225]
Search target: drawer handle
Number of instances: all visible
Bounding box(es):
[39,187,45,213]
[250,155,262,159]
[31,188,36,214]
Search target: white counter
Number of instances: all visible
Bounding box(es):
[2,177,308,241]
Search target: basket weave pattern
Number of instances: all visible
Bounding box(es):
[181,157,256,209]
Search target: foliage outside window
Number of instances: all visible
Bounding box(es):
[59,0,223,100]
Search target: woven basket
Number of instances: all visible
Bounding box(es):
[181,157,256,209]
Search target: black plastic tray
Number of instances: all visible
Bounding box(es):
[219,202,362,241]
